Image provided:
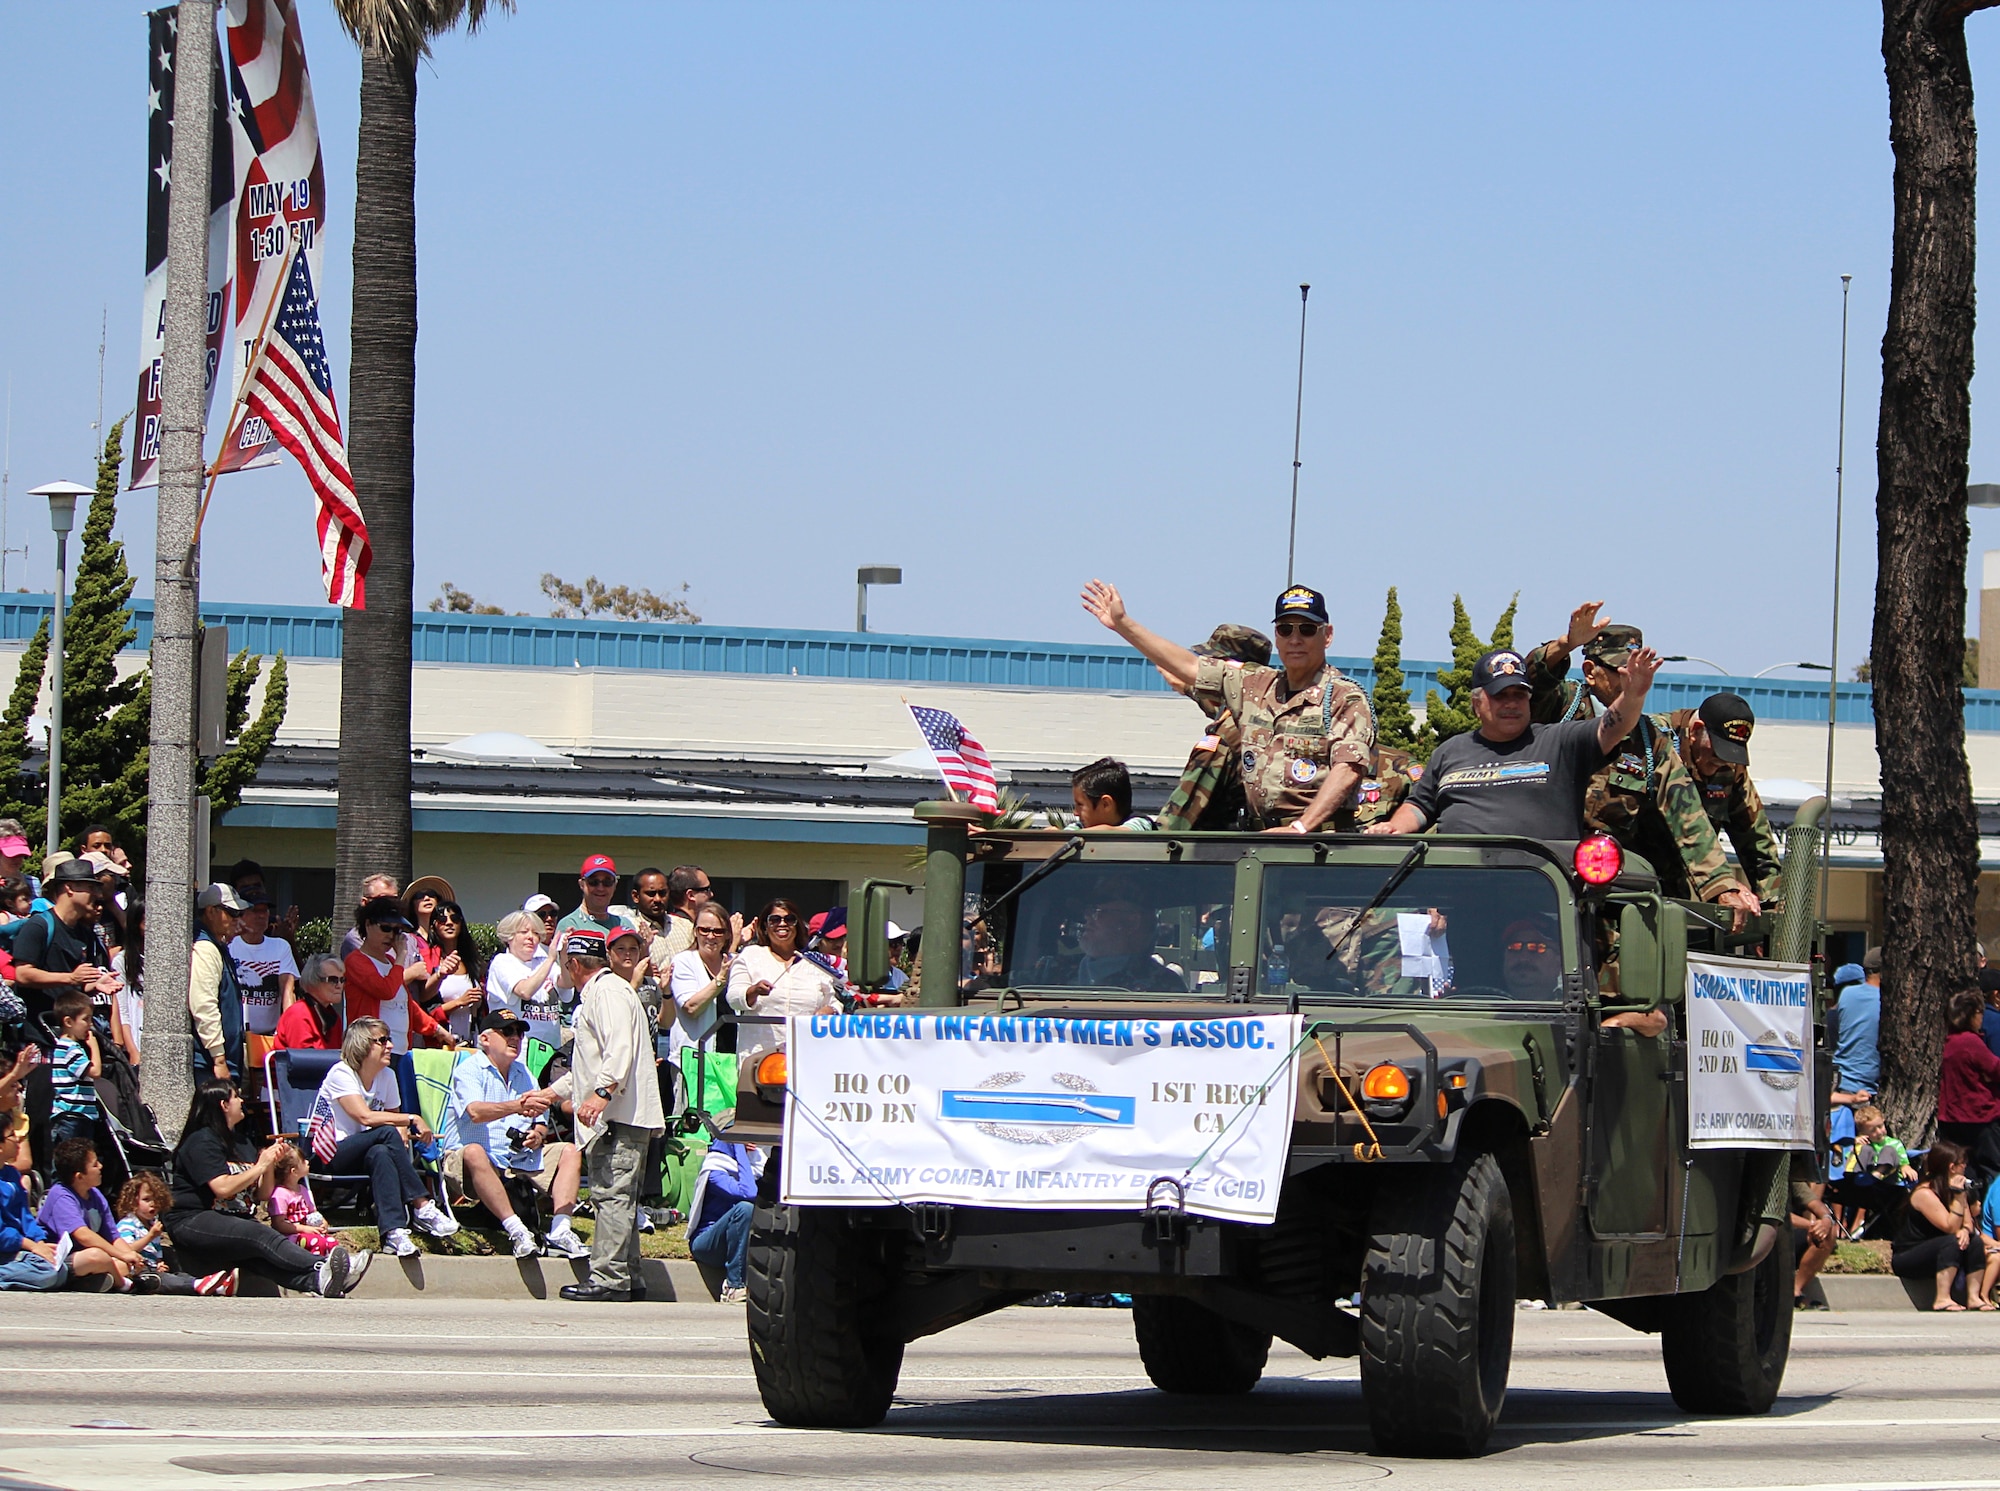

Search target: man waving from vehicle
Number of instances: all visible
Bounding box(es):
[1369,643,1662,841]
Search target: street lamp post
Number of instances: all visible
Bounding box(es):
[1662,654,1732,675]
[28,481,87,860]
[856,566,901,633]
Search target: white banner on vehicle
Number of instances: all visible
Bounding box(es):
[1685,953,1813,1151]
[779,1010,1303,1223]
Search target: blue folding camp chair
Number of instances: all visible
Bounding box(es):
[264,1047,380,1222]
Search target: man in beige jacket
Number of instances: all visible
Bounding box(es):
[540,929,664,1302]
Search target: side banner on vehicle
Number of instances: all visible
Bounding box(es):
[779,1010,1303,1223]
[1685,952,1813,1151]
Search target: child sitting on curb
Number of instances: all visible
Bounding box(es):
[0,1111,65,1291]
[268,1144,340,1258]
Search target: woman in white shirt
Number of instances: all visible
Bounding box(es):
[419,900,486,1041]
[484,910,566,1050]
[726,898,842,1063]
[666,902,734,1081]
[311,1017,459,1259]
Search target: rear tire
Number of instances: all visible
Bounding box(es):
[1359,1151,1516,1457]
[1661,1224,1793,1414]
[1132,1294,1271,1394]
[746,1203,905,1428]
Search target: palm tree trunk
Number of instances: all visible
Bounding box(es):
[336,40,416,909]
[1873,0,1994,1142]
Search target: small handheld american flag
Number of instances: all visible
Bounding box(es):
[306,1089,339,1164]
[907,704,998,811]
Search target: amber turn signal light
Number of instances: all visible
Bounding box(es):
[756,1051,788,1088]
[1361,1063,1410,1102]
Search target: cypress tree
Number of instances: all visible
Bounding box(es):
[1371,588,1416,753]
[0,620,49,840]
[1419,593,1523,755]
[0,421,291,862]
[58,418,151,852]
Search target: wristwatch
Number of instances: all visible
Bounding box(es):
[594,1084,617,1101]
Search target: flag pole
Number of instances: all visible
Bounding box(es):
[903,695,959,802]
[192,234,297,548]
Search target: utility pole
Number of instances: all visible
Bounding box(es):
[143,0,218,1140]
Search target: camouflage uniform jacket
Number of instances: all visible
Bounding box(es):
[1190,658,1375,829]
[1586,715,1738,902]
[1346,745,1416,832]
[1524,639,1594,725]
[1655,707,1783,908]
[1155,707,1251,832]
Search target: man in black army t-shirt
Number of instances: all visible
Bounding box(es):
[1370,643,1663,840]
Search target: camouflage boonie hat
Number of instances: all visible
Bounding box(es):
[1190,624,1273,668]
[1582,623,1643,667]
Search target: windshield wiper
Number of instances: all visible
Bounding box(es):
[968,835,1085,930]
[1324,840,1429,963]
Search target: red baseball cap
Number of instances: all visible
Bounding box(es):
[580,854,618,879]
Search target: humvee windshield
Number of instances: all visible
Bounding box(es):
[969,858,1566,1002]
[1258,864,1565,1003]
[977,861,1234,996]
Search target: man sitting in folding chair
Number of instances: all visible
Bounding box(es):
[441,1012,589,1261]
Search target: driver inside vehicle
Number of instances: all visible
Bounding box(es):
[1500,916,1562,998]
[1065,881,1189,994]
[1496,914,1665,1035]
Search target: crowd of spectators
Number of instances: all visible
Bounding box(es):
[0,840,898,1304]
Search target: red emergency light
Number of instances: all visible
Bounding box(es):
[1574,835,1623,886]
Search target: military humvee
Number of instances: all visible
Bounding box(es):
[718,802,1824,1457]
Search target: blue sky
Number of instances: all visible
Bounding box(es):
[8,2,2000,675]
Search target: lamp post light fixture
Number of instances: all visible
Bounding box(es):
[1750,661,1832,679]
[1661,654,1731,675]
[856,566,901,633]
[27,480,87,859]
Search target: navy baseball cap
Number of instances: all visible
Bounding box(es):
[1272,585,1330,626]
[1472,649,1531,697]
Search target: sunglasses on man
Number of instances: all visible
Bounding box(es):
[1505,939,1552,956]
[1274,621,1322,639]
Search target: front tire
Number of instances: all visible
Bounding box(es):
[1132,1295,1271,1394]
[1359,1151,1516,1457]
[1661,1224,1793,1414]
[746,1203,905,1427]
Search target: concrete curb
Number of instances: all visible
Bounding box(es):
[243,1256,1922,1310]
[241,1255,722,1302]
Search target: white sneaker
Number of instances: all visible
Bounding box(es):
[315,1246,352,1297]
[720,1284,748,1304]
[340,1248,372,1295]
[383,1228,419,1259]
[412,1203,460,1239]
[509,1229,541,1259]
[636,1209,656,1235]
[543,1227,591,1261]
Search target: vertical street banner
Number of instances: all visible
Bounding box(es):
[213,0,330,474]
[1685,953,1814,1151]
[129,7,235,491]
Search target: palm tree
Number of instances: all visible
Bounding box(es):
[1873,0,1997,1142]
[329,0,512,909]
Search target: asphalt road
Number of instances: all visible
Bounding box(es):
[1,1295,1997,1491]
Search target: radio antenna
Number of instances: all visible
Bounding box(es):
[1285,284,1311,587]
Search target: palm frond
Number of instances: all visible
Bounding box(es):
[330,0,515,60]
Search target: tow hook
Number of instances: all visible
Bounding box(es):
[1143,1176,1190,1248]
[912,1203,955,1247]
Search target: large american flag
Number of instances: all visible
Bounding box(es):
[243,249,371,608]
[908,705,998,811]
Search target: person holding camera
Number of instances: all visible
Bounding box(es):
[441,1013,589,1261]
